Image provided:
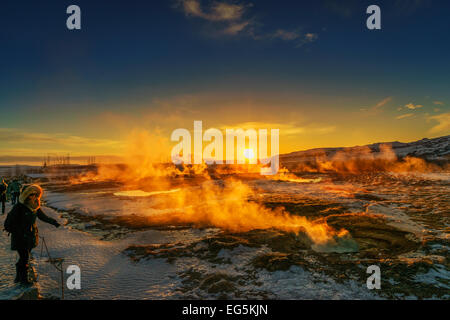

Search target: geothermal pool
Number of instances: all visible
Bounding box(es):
[1,172,448,299]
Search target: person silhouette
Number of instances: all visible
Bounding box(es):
[4,184,60,285]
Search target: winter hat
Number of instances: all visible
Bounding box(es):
[19,184,43,205]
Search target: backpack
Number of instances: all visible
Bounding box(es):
[3,206,15,233]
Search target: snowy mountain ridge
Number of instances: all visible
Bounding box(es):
[281,135,450,163]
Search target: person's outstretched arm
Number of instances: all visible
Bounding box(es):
[37,208,60,227]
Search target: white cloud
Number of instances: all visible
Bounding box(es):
[362,97,392,115]
[376,97,392,107]
[178,0,253,36]
[177,0,318,47]
[396,113,414,120]
[220,121,335,136]
[428,112,450,134]
[404,103,423,110]
[270,29,318,47]
[304,33,318,42]
[272,29,301,41]
[223,21,251,35]
[0,128,121,148]
[181,0,248,21]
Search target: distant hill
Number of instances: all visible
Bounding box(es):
[280,135,450,171]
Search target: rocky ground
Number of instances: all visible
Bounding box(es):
[1,172,448,299]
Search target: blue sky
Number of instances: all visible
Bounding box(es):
[0,0,449,163]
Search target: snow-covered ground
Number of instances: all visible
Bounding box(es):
[0,205,378,300]
[1,171,448,300]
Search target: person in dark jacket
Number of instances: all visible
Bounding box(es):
[0,178,7,214]
[9,179,22,205]
[4,184,60,285]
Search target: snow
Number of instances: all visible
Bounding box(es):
[0,202,381,300]
[1,168,448,299]
[281,135,450,161]
[364,203,424,237]
[414,264,450,290]
[33,207,185,299]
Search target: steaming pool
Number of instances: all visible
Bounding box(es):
[1,172,448,299]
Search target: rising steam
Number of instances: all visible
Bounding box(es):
[67,129,350,246]
[283,144,448,174]
[134,179,349,245]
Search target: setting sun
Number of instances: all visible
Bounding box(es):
[244,148,255,160]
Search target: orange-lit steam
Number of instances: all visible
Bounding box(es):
[270,167,322,183]
[135,179,348,245]
[65,129,353,247]
[282,144,448,174]
[71,128,210,185]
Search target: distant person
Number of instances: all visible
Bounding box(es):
[4,184,60,285]
[5,179,10,201]
[9,179,22,205]
[0,178,7,214]
[6,180,11,199]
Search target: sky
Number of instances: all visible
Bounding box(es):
[0,0,449,164]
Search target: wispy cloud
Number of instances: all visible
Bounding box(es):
[223,20,251,35]
[433,101,444,105]
[396,113,414,120]
[221,121,336,136]
[361,97,392,115]
[375,97,392,109]
[176,0,318,47]
[428,112,450,134]
[177,0,254,36]
[270,30,318,47]
[0,128,121,148]
[404,103,423,110]
[271,29,301,41]
[181,0,248,21]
